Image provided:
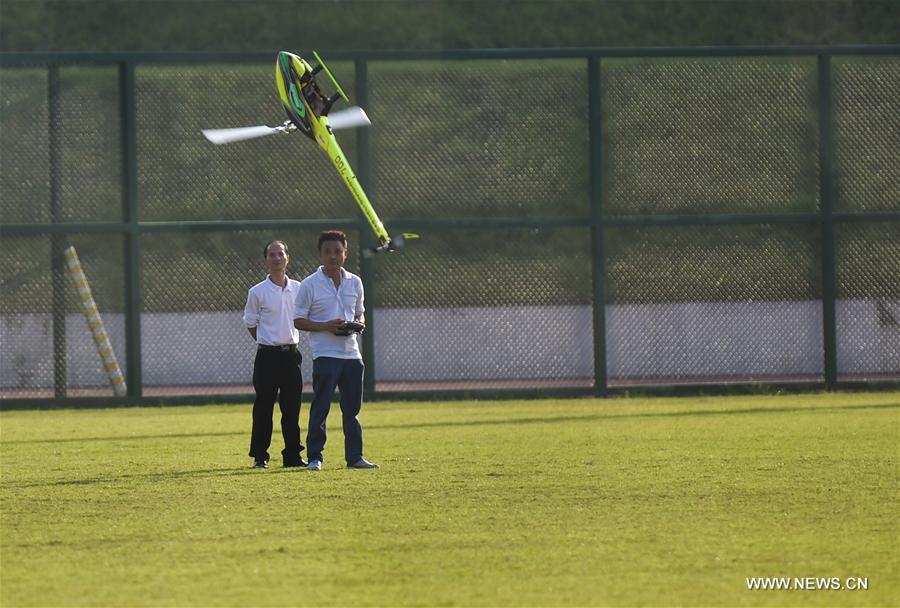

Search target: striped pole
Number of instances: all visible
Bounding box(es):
[63,246,128,397]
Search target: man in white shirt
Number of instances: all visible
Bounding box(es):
[242,240,306,469]
[294,230,378,470]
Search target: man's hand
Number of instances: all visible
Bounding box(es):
[340,320,365,334]
[331,320,365,336]
[294,317,359,334]
[324,319,348,335]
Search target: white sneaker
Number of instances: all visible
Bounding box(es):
[307,459,322,471]
[347,458,378,469]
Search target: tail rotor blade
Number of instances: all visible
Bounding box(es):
[327,107,371,130]
[201,125,280,145]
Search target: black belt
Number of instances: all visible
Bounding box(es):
[258,344,297,352]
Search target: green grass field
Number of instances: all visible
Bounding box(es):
[1,392,898,607]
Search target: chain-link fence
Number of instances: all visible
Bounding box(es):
[1,48,898,405]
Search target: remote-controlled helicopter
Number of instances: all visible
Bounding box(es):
[202,51,417,254]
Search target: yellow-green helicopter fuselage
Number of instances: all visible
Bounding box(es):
[275,50,405,251]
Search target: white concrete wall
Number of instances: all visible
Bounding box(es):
[1,299,897,389]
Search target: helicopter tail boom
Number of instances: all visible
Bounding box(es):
[325,132,390,246]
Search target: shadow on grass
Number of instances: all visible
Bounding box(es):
[3,401,897,447]
[2,430,244,445]
[2,402,896,490]
[372,401,900,431]
[0,464,300,489]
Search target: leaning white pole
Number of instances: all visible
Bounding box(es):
[63,246,127,397]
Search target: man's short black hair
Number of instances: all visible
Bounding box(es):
[318,230,348,251]
[264,240,288,258]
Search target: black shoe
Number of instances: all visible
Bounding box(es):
[283,458,309,468]
[252,459,268,469]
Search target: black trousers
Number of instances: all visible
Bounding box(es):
[248,346,304,464]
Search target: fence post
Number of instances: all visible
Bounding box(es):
[355,58,377,397]
[48,65,66,399]
[818,54,838,389]
[589,56,607,396]
[120,61,142,397]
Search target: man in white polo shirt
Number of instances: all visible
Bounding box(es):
[293,230,378,470]
[242,240,306,469]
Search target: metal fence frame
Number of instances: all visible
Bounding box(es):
[2,46,899,408]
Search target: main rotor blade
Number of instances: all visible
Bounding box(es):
[201,125,280,144]
[327,107,371,130]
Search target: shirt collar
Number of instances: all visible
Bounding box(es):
[317,266,348,281]
[265,274,295,290]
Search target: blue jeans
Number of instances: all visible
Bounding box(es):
[306,357,365,465]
